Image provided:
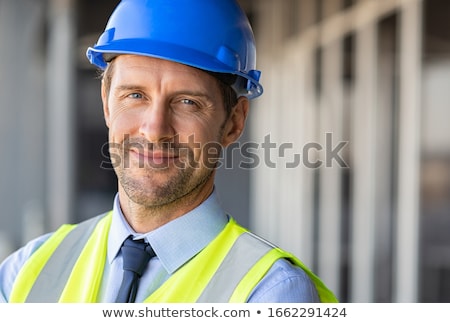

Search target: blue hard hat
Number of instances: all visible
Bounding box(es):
[86,0,263,99]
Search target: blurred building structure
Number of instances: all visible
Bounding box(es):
[0,0,449,303]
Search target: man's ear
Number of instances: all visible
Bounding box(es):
[101,80,111,128]
[221,96,249,147]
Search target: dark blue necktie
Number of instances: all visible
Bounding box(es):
[115,236,155,303]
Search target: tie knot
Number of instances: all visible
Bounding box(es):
[120,236,155,277]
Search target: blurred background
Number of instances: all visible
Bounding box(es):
[0,0,449,303]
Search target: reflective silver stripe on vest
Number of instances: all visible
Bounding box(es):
[196,232,274,302]
[25,214,106,302]
[26,216,275,303]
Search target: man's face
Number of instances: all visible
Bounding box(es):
[102,55,247,209]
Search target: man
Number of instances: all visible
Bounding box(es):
[0,0,337,302]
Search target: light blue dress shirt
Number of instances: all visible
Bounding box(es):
[0,191,319,303]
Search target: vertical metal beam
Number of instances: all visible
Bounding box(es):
[46,0,76,229]
[374,13,399,302]
[0,0,47,253]
[317,39,344,295]
[279,0,322,272]
[394,0,422,302]
[276,46,304,256]
[276,36,317,264]
[296,33,321,267]
[350,19,378,302]
[249,0,285,242]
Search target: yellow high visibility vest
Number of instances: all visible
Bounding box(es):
[10,212,338,303]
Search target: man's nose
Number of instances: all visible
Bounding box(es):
[138,100,175,143]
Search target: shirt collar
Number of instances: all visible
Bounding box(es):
[107,189,228,274]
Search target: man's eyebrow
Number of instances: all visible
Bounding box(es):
[113,85,215,101]
[114,84,147,92]
[171,90,212,100]
[115,85,208,95]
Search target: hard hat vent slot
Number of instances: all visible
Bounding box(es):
[98,28,116,46]
[216,46,240,71]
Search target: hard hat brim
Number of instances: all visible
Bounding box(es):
[86,39,263,99]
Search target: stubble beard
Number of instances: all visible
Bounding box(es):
[112,144,218,211]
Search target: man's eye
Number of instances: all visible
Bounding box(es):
[180,98,196,105]
[128,93,143,99]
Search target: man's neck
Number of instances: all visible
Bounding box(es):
[117,182,214,233]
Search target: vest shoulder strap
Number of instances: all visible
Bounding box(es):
[196,231,274,302]
[144,221,288,303]
[18,213,107,302]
